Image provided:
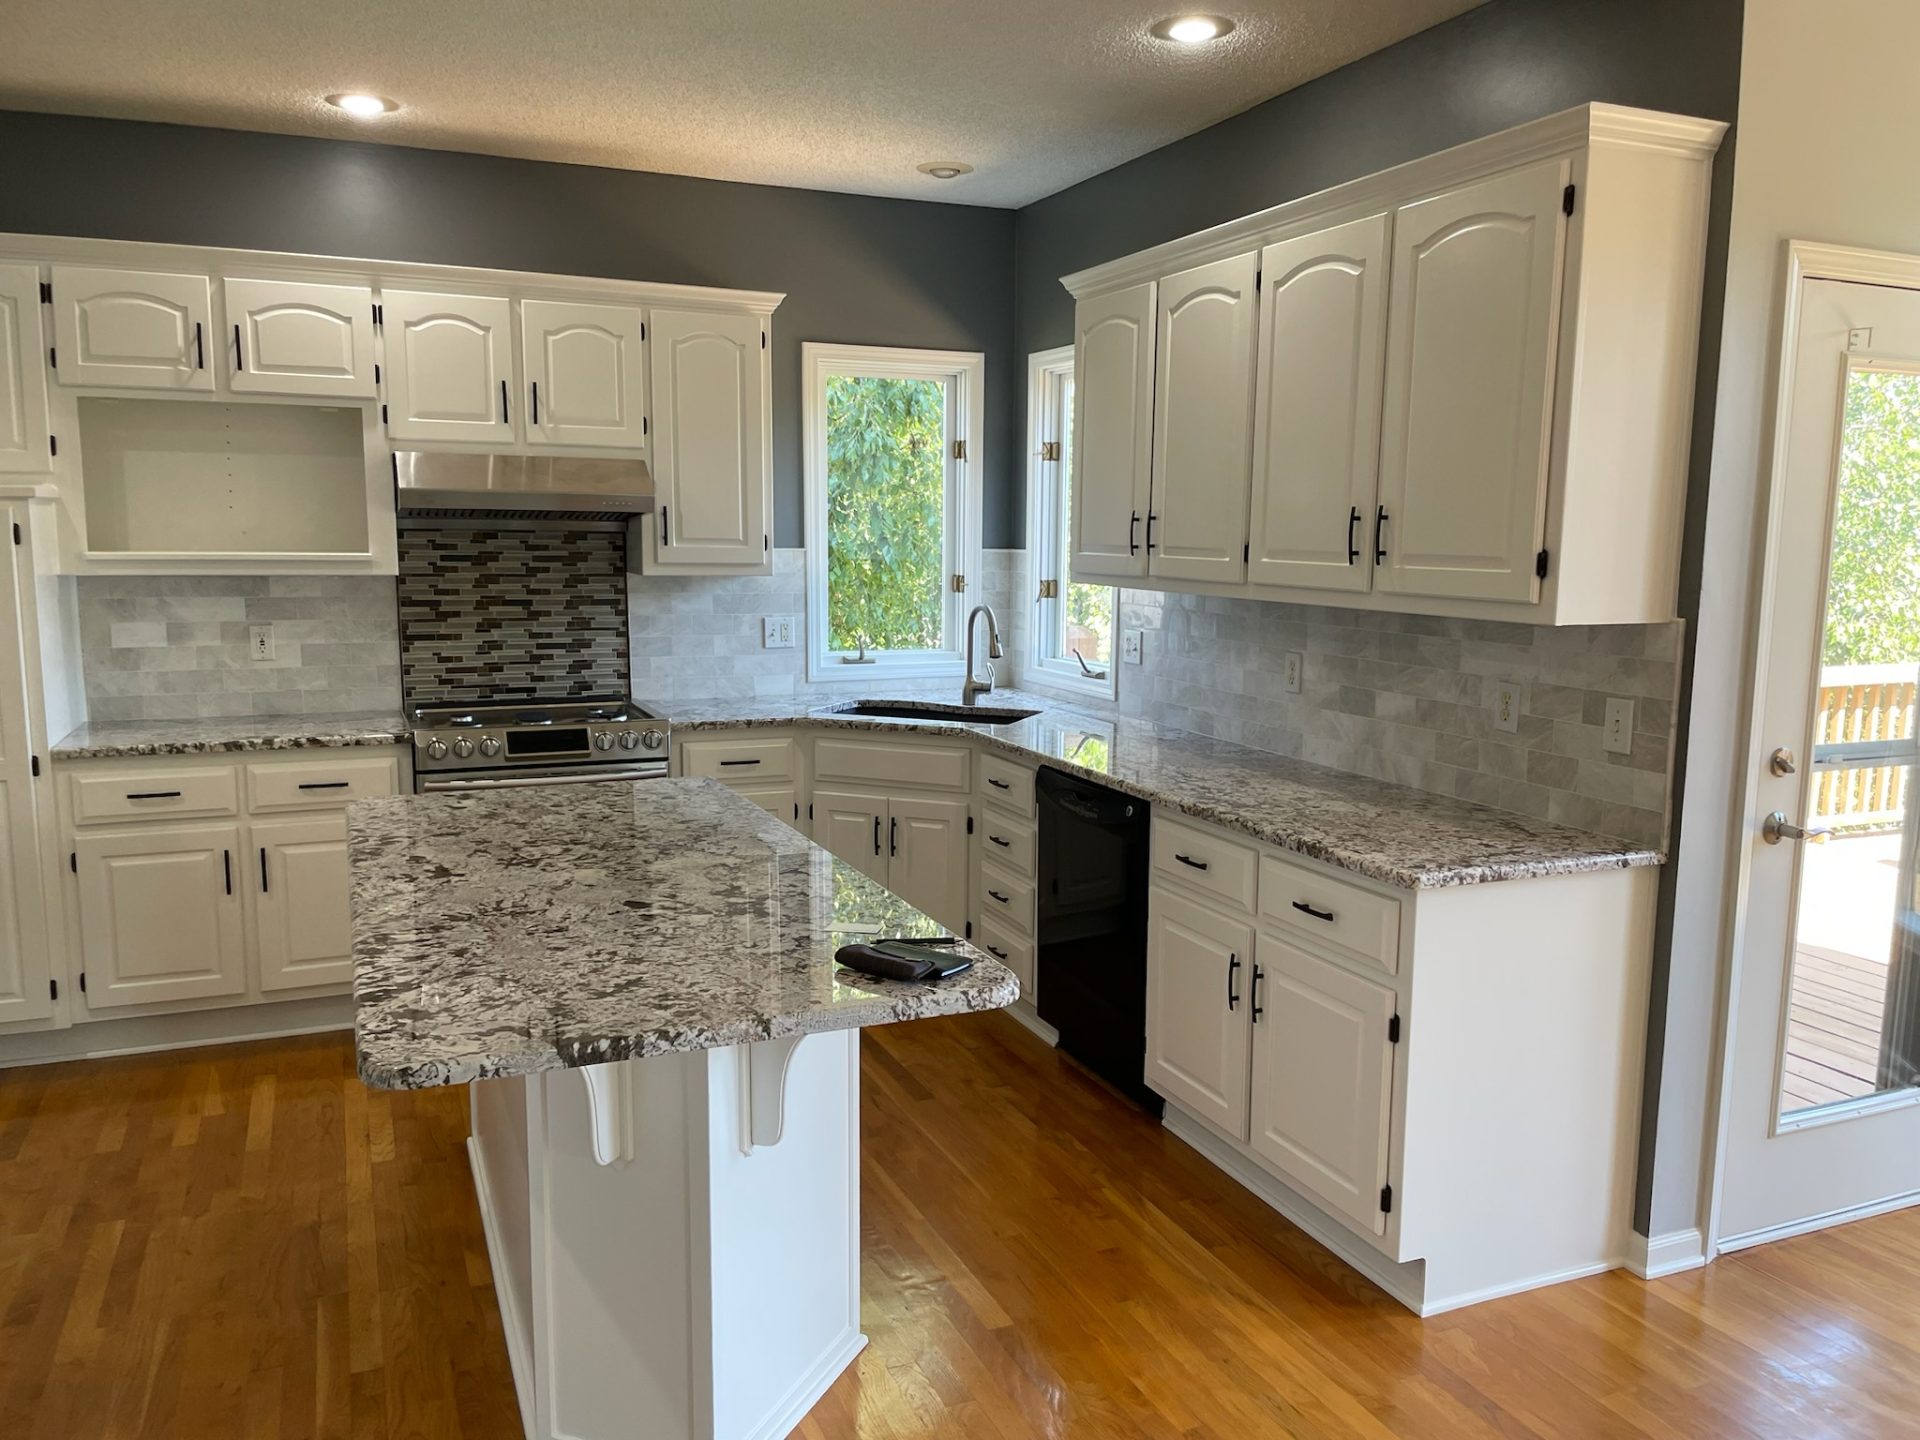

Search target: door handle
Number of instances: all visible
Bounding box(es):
[1227,953,1240,1010]
[719,758,761,767]
[297,781,350,790]
[988,834,1011,847]
[660,506,670,546]
[1347,506,1361,565]
[1374,506,1388,565]
[1174,853,1209,871]
[500,379,510,424]
[1129,510,1140,555]
[259,847,269,894]
[988,889,1009,904]
[1762,811,1832,845]
[987,777,1010,790]
[1146,511,1158,553]
[531,379,540,426]
[223,849,232,896]
[193,321,204,369]
[890,816,898,857]
[873,814,882,856]
[1291,899,1335,923]
[1250,963,1264,1023]
[126,790,183,800]
[987,944,1008,960]
[232,323,244,372]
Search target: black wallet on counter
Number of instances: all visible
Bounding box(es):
[835,940,973,983]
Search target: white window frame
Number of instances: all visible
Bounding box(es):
[1026,345,1118,700]
[803,342,985,683]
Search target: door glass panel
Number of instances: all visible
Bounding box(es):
[1781,367,1920,1118]
[1057,374,1116,669]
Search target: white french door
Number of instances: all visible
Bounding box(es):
[1718,259,1920,1247]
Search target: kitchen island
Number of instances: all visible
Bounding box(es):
[349,779,1016,1440]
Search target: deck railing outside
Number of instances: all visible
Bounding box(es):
[1813,663,1918,831]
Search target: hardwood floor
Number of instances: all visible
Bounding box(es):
[3,1013,1918,1439]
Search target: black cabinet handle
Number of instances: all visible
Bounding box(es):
[1128,510,1140,555]
[890,816,898,857]
[1227,953,1240,1011]
[259,847,269,894]
[1146,511,1158,553]
[873,815,882,855]
[1174,853,1209,871]
[126,790,183,800]
[987,777,1010,790]
[1291,899,1336,923]
[233,323,244,372]
[988,834,1011,848]
[988,889,1009,904]
[193,322,204,369]
[719,758,761,767]
[987,945,1008,960]
[1250,963,1264,1023]
[660,506,670,545]
[1347,506,1361,565]
[1374,505,1388,565]
[531,379,540,426]
[297,780,350,790]
[500,379,510,424]
[223,849,232,896]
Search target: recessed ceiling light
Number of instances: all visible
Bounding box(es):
[326,93,399,119]
[1150,14,1235,44]
[916,161,974,180]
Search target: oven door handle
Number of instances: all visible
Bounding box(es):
[419,768,666,791]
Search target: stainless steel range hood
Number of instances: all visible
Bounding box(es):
[394,451,653,524]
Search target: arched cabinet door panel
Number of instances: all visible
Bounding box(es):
[522,299,648,449]
[381,289,516,443]
[645,309,767,570]
[1070,282,1156,583]
[52,265,214,392]
[0,267,51,473]
[226,277,377,398]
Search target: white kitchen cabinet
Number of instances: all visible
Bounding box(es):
[0,265,51,474]
[0,505,52,1026]
[51,265,213,391]
[1145,886,1254,1140]
[251,814,355,992]
[73,823,247,1009]
[1246,214,1389,594]
[1375,158,1569,605]
[1248,935,1397,1235]
[890,794,968,932]
[1148,252,1259,586]
[224,277,377,399]
[642,308,768,571]
[811,786,889,886]
[521,299,648,449]
[1070,281,1156,582]
[380,289,517,443]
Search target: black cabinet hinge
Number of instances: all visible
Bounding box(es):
[381,403,389,425]
[966,814,974,835]
[642,415,649,436]
[764,534,770,553]
[761,330,767,350]
[807,802,814,822]
[1380,1183,1393,1214]
[79,971,87,993]
[372,303,384,326]
[793,801,799,821]
[1563,183,1576,216]
[48,434,56,457]
[374,362,381,386]
[1242,541,1249,563]
[10,522,18,545]
[48,346,55,369]
[1388,1013,1400,1044]
[1255,269,1261,292]
[964,920,972,939]
[49,977,58,1001]
[29,754,39,777]
[39,281,52,304]
[1535,548,1550,580]
[69,851,76,874]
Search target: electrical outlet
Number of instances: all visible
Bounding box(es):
[1491,681,1522,734]
[761,616,796,649]
[1603,698,1634,755]
[1283,651,1303,695]
[249,624,274,662]
[1121,629,1143,666]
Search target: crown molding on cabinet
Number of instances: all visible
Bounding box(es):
[1059,103,1727,300]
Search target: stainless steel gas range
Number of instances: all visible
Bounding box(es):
[410,698,671,792]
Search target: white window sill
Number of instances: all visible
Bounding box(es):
[1025,663,1118,704]
[806,655,966,685]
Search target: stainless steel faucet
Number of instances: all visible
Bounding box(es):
[962,605,1003,706]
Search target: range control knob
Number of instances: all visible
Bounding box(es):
[451,737,475,759]
[593,732,617,752]
[617,730,641,751]
[640,728,666,751]
[478,736,502,757]
[424,738,449,761]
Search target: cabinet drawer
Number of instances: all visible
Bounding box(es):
[681,737,796,782]
[1258,854,1401,975]
[72,766,239,824]
[815,738,969,791]
[977,753,1035,815]
[978,862,1035,937]
[246,755,399,812]
[976,810,1036,877]
[974,915,1034,1005]
[1152,816,1257,913]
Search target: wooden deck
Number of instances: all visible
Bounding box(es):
[1784,943,1891,1110]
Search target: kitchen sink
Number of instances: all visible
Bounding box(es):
[827,700,1041,725]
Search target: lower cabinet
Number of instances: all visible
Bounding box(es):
[253,814,355,992]
[811,786,889,886]
[1145,886,1254,1138]
[73,823,248,1009]
[811,785,967,932]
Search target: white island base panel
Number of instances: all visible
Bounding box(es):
[467,1031,864,1440]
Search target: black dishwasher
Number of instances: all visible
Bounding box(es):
[1035,767,1160,1114]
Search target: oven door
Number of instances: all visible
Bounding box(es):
[416,761,668,793]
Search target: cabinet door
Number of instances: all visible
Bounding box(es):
[1376,159,1569,604]
[1070,283,1156,582]
[1149,252,1260,585]
[381,289,517,443]
[1249,936,1397,1235]
[1145,887,1254,1139]
[887,794,968,933]
[1247,215,1390,594]
[522,299,648,449]
[730,781,800,826]
[51,265,213,391]
[252,814,354,993]
[0,266,51,474]
[225,277,377,398]
[74,823,246,1009]
[646,309,767,569]
[0,507,51,1024]
[810,787,888,885]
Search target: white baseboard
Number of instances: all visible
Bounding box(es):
[1419,1258,1621,1315]
[1717,1188,1920,1256]
[1002,999,1059,1047]
[467,1136,537,1440]
[0,995,353,1069]
[1624,1226,1706,1278]
[742,1326,868,1440]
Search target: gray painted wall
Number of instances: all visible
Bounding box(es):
[1010,0,1745,1237]
[0,111,1018,546]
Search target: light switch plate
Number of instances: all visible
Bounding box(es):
[761,616,796,649]
[1603,698,1634,755]
[1491,681,1522,734]
[249,624,274,662]
[1283,651,1303,694]
[1121,630,1143,665]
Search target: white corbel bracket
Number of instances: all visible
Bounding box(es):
[580,1061,636,1167]
[741,1033,809,1153]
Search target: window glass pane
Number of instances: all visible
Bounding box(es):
[825,375,948,653]
[1056,373,1115,669]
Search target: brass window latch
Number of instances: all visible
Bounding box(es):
[1038,579,1060,599]
[1039,440,1061,462]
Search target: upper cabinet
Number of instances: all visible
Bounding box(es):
[0,265,51,474]
[225,277,377,399]
[51,266,213,391]
[380,290,516,444]
[1070,283,1156,583]
[1062,103,1727,626]
[521,299,648,449]
[641,308,770,573]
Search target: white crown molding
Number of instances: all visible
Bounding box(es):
[1060,103,1727,299]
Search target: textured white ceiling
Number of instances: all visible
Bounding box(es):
[0,0,1486,208]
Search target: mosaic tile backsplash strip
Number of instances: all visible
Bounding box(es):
[398,528,630,706]
[76,575,402,722]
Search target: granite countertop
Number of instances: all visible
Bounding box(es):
[659,684,1662,890]
[51,710,412,760]
[350,778,1017,1091]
